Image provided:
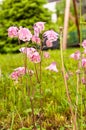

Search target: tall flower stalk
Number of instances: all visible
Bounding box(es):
[59,27,77,130]
[75,69,80,129]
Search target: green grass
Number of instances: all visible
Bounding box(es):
[0,48,86,130]
[0,48,78,73]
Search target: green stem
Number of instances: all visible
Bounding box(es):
[39,84,42,130]
[30,97,36,130]
[80,88,83,130]
[60,27,77,130]
[28,75,36,130]
[24,43,28,74]
[40,49,42,130]
[75,71,80,129]
[34,64,39,83]
[15,107,24,127]
[10,112,15,130]
[79,0,83,129]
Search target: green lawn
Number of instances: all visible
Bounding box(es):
[0,48,86,130]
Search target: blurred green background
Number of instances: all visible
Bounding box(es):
[0,0,86,53]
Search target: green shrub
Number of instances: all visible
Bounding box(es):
[0,0,51,53]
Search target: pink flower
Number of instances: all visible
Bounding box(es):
[29,51,41,63]
[18,27,32,42]
[82,58,86,68]
[14,67,27,75]
[70,51,80,60]
[33,22,45,37]
[45,62,58,72]
[20,47,41,63]
[10,67,27,80]
[19,47,36,53]
[35,22,45,31]
[10,71,19,81]
[8,26,18,38]
[32,35,41,44]
[82,40,86,49]
[82,77,86,85]
[19,47,36,58]
[46,40,53,47]
[44,52,50,58]
[43,30,58,42]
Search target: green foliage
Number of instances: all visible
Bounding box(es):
[0,48,85,129]
[0,0,51,53]
[56,0,80,46]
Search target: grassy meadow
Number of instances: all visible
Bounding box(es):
[0,48,86,130]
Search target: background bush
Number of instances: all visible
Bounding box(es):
[0,0,52,53]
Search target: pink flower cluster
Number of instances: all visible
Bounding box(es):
[10,67,34,81]
[8,26,32,42]
[10,67,27,80]
[19,47,36,56]
[8,22,46,44]
[70,40,86,86]
[30,51,41,63]
[32,36,41,44]
[43,30,58,47]
[8,22,59,47]
[43,30,58,41]
[9,22,59,82]
[18,27,32,42]
[19,47,41,63]
[31,22,45,44]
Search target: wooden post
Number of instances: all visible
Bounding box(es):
[63,0,71,50]
[73,0,80,43]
